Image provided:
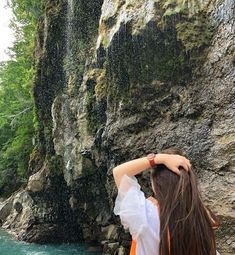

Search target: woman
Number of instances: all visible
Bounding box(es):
[113,148,219,255]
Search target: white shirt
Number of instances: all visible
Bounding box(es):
[114,174,160,255]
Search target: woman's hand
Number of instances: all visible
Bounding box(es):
[155,154,191,175]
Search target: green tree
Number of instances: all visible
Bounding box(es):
[0,0,45,196]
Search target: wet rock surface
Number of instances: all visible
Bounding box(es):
[0,0,234,254]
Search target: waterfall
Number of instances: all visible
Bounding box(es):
[65,0,75,92]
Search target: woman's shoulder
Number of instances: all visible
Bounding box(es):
[147,196,159,208]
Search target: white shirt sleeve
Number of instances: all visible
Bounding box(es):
[113,174,148,240]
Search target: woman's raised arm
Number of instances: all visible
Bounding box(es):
[113,153,191,187]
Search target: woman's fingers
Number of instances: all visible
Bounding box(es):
[186,158,192,171]
[174,167,181,175]
[163,154,191,174]
[180,161,189,171]
[180,157,191,172]
[187,159,192,170]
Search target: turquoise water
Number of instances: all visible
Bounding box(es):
[0,229,101,255]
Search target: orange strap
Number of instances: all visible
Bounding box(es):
[206,208,219,230]
[167,226,171,254]
[129,239,137,255]
[129,197,171,255]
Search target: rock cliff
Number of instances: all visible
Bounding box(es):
[0,0,234,254]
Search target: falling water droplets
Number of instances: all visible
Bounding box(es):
[65,0,75,83]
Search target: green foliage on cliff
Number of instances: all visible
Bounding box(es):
[85,68,107,134]
[0,0,45,196]
[160,0,215,52]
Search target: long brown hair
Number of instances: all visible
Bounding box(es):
[151,147,219,255]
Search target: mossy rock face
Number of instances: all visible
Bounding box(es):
[78,0,215,136]
[96,0,215,109]
[64,0,104,94]
[83,0,216,139]
[106,22,191,96]
[84,68,107,135]
[175,13,215,52]
[159,0,215,54]
[95,69,108,102]
[47,155,64,177]
[33,0,67,156]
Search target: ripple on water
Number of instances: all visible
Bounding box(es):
[0,229,101,255]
